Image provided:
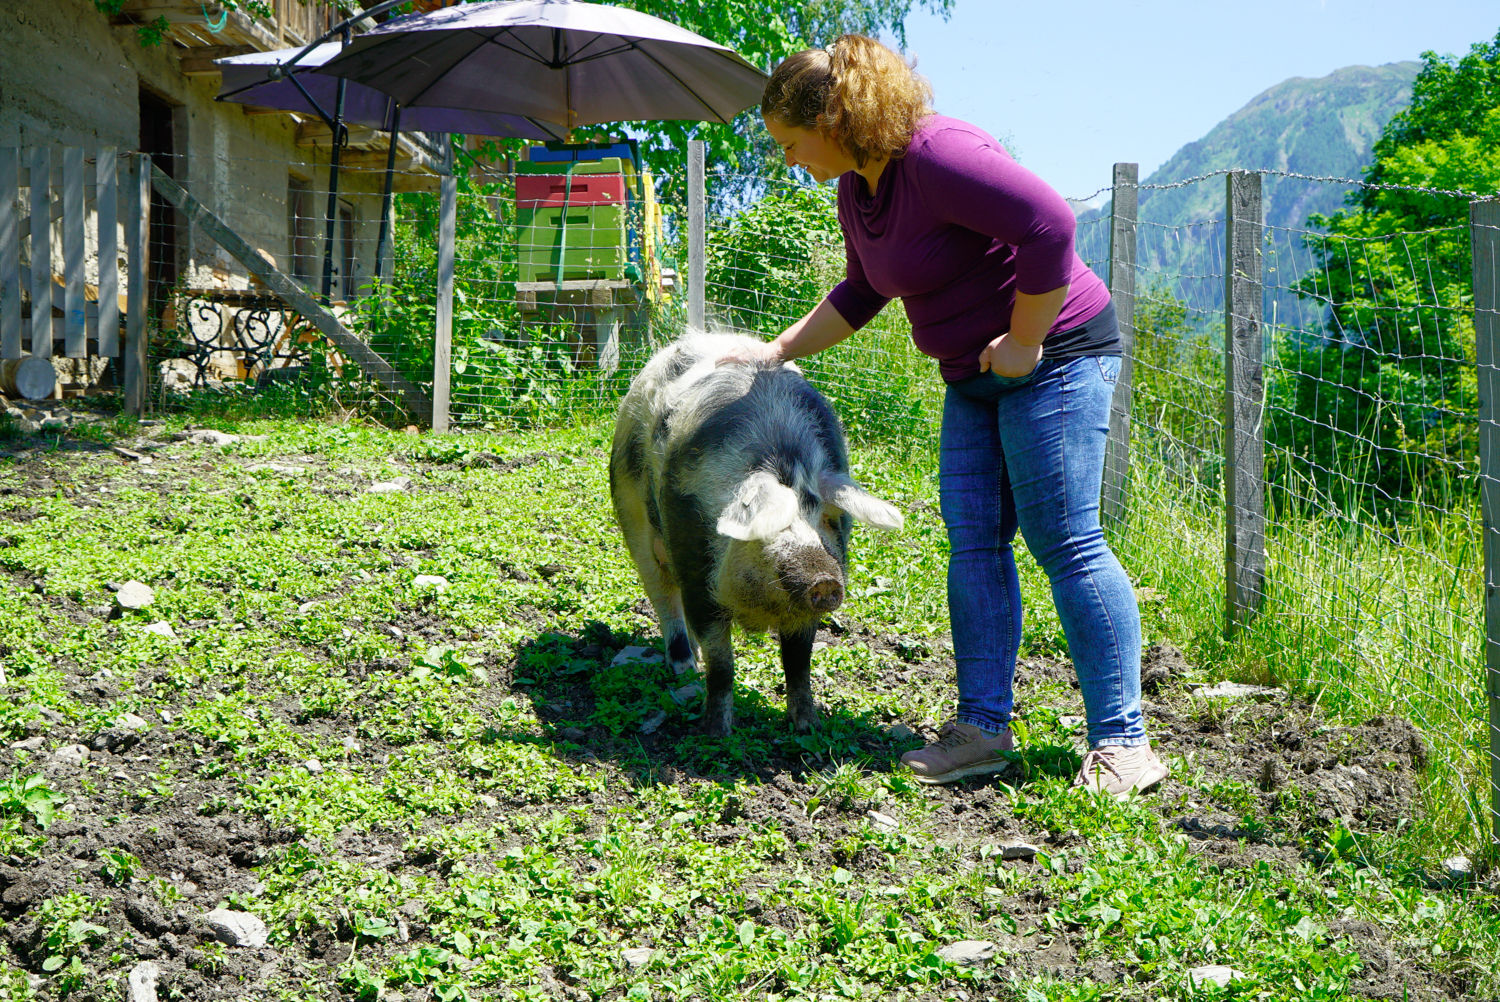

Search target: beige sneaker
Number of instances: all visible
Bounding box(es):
[900,720,1014,785]
[1073,742,1170,795]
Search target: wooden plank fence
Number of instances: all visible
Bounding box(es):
[0,146,147,407]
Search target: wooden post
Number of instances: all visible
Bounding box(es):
[0,148,20,360]
[687,139,705,331]
[1224,171,1266,638]
[123,153,151,416]
[1473,197,1500,842]
[62,147,86,358]
[432,172,456,434]
[28,148,52,360]
[1103,162,1138,528]
[96,148,119,358]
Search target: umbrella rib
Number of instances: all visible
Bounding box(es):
[625,45,742,123]
[358,28,495,108]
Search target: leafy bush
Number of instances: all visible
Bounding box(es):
[706,184,841,336]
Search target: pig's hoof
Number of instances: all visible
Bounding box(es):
[787,698,821,734]
[702,699,734,737]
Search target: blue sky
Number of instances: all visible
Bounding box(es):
[891,1,1499,201]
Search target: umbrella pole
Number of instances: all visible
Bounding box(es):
[319,27,352,303]
[374,104,402,288]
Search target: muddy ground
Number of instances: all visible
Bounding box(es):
[0,414,1491,1001]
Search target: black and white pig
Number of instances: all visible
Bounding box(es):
[609,331,903,736]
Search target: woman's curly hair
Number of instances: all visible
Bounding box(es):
[761,34,933,168]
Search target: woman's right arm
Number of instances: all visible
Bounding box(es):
[722,296,856,365]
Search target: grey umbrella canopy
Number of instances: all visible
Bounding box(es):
[215,42,567,140]
[317,0,769,133]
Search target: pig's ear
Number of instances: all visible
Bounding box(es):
[819,472,904,531]
[716,472,799,541]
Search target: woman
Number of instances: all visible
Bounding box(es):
[738,35,1168,795]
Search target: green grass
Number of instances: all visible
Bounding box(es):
[0,396,1495,1000]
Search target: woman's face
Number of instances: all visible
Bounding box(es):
[764,116,851,183]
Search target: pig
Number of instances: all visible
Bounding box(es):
[609,331,903,736]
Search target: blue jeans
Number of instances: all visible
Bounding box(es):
[939,354,1146,748]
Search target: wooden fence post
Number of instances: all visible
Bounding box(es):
[687,139,705,331]
[1103,162,1138,528]
[96,148,119,359]
[123,153,150,416]
[1224,171,1266,638]
[0,148,19,361]
[62,147,86,358]
[1473,197,1500,843]
[28,148,52,362]
[432,171,456,434]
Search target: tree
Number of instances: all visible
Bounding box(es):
[1272,30,1500,513]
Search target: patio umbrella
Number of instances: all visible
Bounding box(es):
[216,42,569,293]
[315,0,769,134]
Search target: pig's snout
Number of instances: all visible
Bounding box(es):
[806,574,843,612]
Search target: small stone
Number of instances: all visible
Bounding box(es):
[366,481,405,494]
[621,947,652,969]
[115,581,155,610]
[127,960,162,1002]
[640,709,668,735]
[611,646,663,667]
[866,811,899,832]
[559,727,587,743]
[412,575,449,591]
[117,713,150,732]
[142,621,176,639]
[1188,965,1248,988]
[1443,855,1473,882]
[537,563,566,579]
[304,759,324,774]
[341,736,363,754]
[9,736,44,752]
[1058,715,1086,730]
[382,624,404,639]
[999,841,1039,860]
[50,743,90,767]
[298,601,321,615]
[203,908,268,948]
[888,723,916,742]
[111,446,144,462]
[937,940,995,965]
[477,794,498,808]
[669,683,704,706]
[183,429,238,447]
[1191,681,1279,700]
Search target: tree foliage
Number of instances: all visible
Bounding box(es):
[1271,30,1500,513]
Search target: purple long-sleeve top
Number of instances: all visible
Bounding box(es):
[825,115,1112,383]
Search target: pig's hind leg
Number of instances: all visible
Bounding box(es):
[612,482,696,676]
[778,626,821,733]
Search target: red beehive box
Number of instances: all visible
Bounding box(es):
[515,173,626,208]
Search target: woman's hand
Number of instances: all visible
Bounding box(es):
[716,339,784,366]
[979,331,1043,378]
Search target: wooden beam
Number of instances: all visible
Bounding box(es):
[296,121,380,148]
[146,163,433,423]
[180,45,255,76]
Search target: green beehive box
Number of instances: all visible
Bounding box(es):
[515,156,630,177]
[518,203,628,283]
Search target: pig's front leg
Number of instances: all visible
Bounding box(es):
[779,626,820,734]
[695,616,736,737]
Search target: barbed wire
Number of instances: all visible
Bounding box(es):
[1073,167,1499,205]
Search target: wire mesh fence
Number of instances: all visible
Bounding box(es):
[14,137,1490,848]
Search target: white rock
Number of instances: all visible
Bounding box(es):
[669,683,704,706]
[247,463,308,476]
[999,841,1039,860]
[304,759,324,775]
[937,940,995,965]
[412,575,449,591]
[115,581,156,610]
[1188,965,1248,988]
[1058,715,1086,729]
[640,709,668,735]
[127,961,161,1002]
[866,810,899,832]
[611,646,663,667]
[50,743,90,767]
[186,429,238,447]
[1191,681,1279,700]
[1443,855,1473,881]
[621,947,653,968]
[9,736,45,752]
[117,712,150,731]
[142,621,176,639]
[341,736,363,754]
[477,794,498,808]
[204,908,269,948]
[297,601,321,615]
[366,481,405,494]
